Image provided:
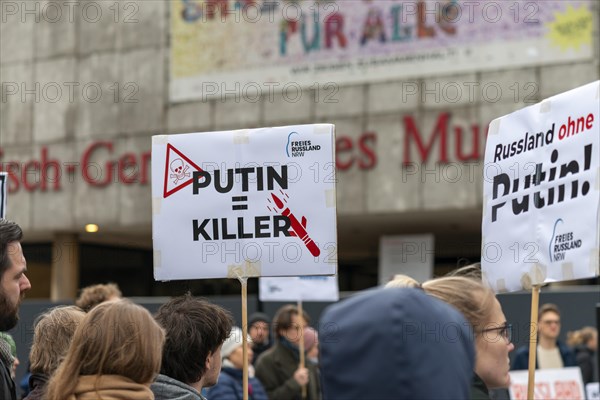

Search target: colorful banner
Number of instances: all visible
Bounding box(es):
[151,124,337,280]
[481,81,600,293]
[170,0,594,102]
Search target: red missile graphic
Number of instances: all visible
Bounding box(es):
[270,193,321,257]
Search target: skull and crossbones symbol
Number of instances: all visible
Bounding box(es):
[170,159,190,184]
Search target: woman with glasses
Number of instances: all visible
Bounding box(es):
[422,266,514,400]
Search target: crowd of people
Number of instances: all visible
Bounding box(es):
[0,218,598,399]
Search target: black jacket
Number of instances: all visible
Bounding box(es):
[0,356,16,400]
[574,345,596,385]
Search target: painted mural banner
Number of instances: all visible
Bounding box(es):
[259,275,339,302]
[151,124,337,281]
[0,172,6,218]
[481,81,600,293]
[170,0,593,102]
[509,368,585,400]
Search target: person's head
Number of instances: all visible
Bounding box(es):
[45,299,165,400]
[0,332,19,379]
[384,274,421,289]
[75,283,122,312]
[303,327,319,362]
[567,326,597,351]
[154,294,233,389]
[319,288,475,399]
[0,219,31,331]
[537,303,561,342]
[248,312,270,345]
[30,305,86,376]
[422,274,514,390]
[221,327,253,369]
[273,304,310,345]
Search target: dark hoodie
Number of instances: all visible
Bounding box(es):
[319,287,475,400]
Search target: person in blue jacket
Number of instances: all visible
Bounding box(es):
[207,327,268,400]
[512,303,577,370]
[319,287,475,399]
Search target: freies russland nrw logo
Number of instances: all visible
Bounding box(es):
[286,132,321,158]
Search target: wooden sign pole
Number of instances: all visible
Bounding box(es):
[297,300,306,400]
[238,275,249,400]
[527,285,541,400]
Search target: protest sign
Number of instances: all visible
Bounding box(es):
[509,367,585,400]
[587,382,599,400]
[482,81,600,293]
[0,172,6,218]
[152,124,337,281]
[259,276,339,302]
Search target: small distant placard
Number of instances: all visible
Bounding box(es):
[0,172,7,219]
[151,124,337,281]
[482,81,600,292]
[509,367,585,400]
[587,382,599,400]
[378,234,434,286]
[259,276,339,302]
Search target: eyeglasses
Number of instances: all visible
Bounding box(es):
[479,323,512,343]
[541,320,560,325]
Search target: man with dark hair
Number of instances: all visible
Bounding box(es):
[512,303,577,370]
[255,304,320,400]
[151,294,233,400]
[0,219,32,400]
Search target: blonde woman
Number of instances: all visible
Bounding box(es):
[422,267,514,400]
[567,326,598,384]
[25,306,86,400]
[46,299,165,400]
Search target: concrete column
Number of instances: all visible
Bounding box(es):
[50,233,80,301]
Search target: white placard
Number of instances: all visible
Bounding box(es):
[0,172,7,219]
[482,81,600,293]
[378,234,434,286]
[152,125,337,281]
[509,367,585,400]
[259,276,339,302]
[587,382,600,400]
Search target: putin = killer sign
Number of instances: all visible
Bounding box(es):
[151,125,338,281]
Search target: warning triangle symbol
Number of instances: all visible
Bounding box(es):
[163,144,202,198]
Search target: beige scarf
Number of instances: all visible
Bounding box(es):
[66,375,154,400]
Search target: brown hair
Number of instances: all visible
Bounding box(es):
[422,266,495,332]
[30,306,86,375]
[45,299,165,400]
[75,283,122,312]
[567,326,597,347]
[154,294,232,385]
[273,304,310,341]
[0,219,23,278]
[538,303,560,321]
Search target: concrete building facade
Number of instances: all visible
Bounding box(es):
[1,0,598,299]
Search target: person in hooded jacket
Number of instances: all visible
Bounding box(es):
[319,287,475,399]
[207,327,268,400]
